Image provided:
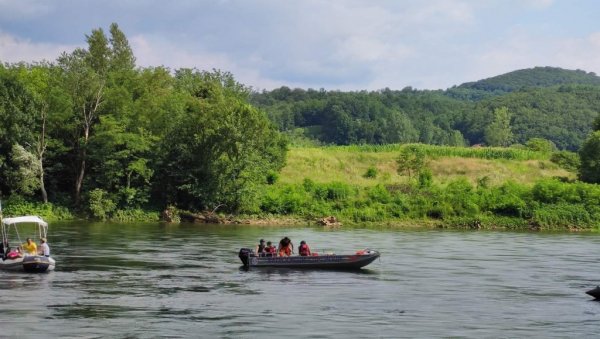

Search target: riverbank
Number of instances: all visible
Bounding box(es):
[2,144,597,231]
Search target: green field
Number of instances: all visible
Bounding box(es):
[280,144,572,187]
[261,144,598,230]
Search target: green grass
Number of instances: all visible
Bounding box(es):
[281,144,572,187]
[262,144,596,230]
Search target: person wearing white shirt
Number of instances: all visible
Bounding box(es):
[40,238,50,257]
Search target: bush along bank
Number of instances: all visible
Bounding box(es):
[4,177,599,230]
[258,177,600,230]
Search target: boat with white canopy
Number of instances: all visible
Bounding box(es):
[1,215,56,272]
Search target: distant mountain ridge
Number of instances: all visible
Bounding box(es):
[251,66,600,151]
[456,66,600,92]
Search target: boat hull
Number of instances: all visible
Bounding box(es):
[586,286,600,299]
[239,248,379,270]
[0,256,55,273]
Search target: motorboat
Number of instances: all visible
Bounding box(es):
[238,248,380,270]
[1,216,56,273]
[586,286,600,299]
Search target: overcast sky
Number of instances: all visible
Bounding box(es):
[1,0,599,90]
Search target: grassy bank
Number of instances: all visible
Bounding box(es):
[4,144,596,231]
[263,144,597,230]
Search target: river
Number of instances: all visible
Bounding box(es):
[1,222,600,338]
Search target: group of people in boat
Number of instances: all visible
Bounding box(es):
[0,237,50,260]
[255,237,312,257]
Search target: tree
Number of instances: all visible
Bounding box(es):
[57,23,136,205]
[484,107,513,147]
[9,144,41,195]
[156,69,287,212]
[0,66,37,197]
[396,145,427,179]
[14,63,58,202]
[58,46,107,205]
[579,131,600,183]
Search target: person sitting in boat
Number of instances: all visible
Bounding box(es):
[22,238,37,256]
[298,240,311,256]
[264,241,277,256]
[39,238,50,257]
[255,239,266,256]
[6,247,22,260]
[278,237,293,257]
[0,241,6,259]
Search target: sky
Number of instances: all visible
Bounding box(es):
[1,0,600,91]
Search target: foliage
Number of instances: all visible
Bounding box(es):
[8,144,41,195]
[252,68,600,151]
[550,151,580,172]
[456,67,600,94]
[0,24,287,217]
[1,195,73,221]
[88,188,116,220]
[155,69,287,212]
[111,209,159,222]
[525,138,557,153]
[579,131,600,183]
[484,107,513,147]
[396,145,427,179]
[363,166,378,178]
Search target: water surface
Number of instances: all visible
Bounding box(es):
[1,222,600,338]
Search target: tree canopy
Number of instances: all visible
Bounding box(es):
[0,24,287,215]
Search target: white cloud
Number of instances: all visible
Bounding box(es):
[0,31,77,63]
[2,0,599,90]
[0,0,51,20]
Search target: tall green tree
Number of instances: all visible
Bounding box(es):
[579,131,600,183]
[579,116,600,183]
[0,65,37,197]
[484,106,513,147]
[396,145,427,179]
[13,63,60,202]
[157,69,287,212]
[57,23,136,205]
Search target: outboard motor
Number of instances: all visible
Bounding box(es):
[239,248,252,267]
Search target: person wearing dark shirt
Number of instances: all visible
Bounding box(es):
[255,239,266,256]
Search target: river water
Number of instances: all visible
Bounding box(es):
[1,222,600,338]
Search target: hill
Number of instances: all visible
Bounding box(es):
[447,67,600,100]
[251,68,600,150]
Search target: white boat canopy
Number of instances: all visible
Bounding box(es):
[2,216,48,227]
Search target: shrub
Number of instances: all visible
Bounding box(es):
[532,203,593,228]
[363,166,378,179]
[88,189,116,220]
[2,195,73,221]
[112,209,159,222]
[324,182,352,201]
[525,138,557,153]
[579,131,600,183]
[478,181,528,217]
[532,179,579,204]
[266,171,279,185]
[418,169,433,187]
[550,151,580,172]
[367,184,392,204]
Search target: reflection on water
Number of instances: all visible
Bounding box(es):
[2,222,600,337]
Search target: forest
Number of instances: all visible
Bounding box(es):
[251,67,600,150]
[1,24,600,229]
[0,24,286,219]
